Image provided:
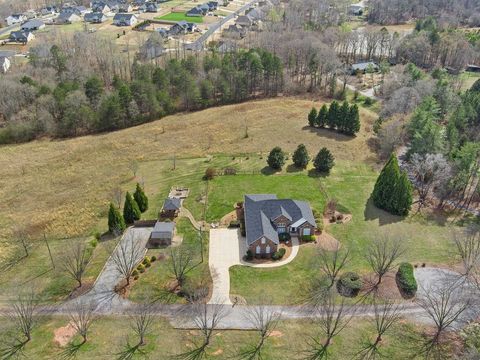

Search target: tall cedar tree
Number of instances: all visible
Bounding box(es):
[293,144,310,168]
[308,107,318,127]
[339,101,351,133]
[267,147,286,170]
[327,101,340,129]
[108,203,126,233]
[133,183,148,213]
[314,148,335,173]
[372,153,412,216]
[317,104,328,128]
[123,192,141,224]
[347,104,361,135]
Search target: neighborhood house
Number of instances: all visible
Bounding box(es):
[113,13,138,26]
[243,194,316,258]
[148,221,175,247]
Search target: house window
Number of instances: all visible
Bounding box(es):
[256,245,261,254]
[291,227,296,233]
[266,245,271,254]
[303,228,311,236]
[261,237,266,244]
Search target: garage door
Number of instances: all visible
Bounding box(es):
[303,228,311,236]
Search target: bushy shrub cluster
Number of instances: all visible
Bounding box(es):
[337,272,363,297]
[302,234,316,242]
[272,248,286,260]
[279,233,291,242]
[396,262,417,297]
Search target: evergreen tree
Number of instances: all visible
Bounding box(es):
[123,192,141,224]
[347,104,361,135]
[338,101,350,133]
[313,148,335,173]
[133,183,148,213]
[267,147,285,170]
[292,144,310,169]
[308,107,318,127]
[84,76,104,107]
[317,104,328,128]
[327,101,339,129]
[108,203,126,234]
[371,153,412,216]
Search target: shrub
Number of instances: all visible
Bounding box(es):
[94,232,101,241]
[132,269,139,277]
[142,257,151,265]
[245,249,253,261]
[139,268,145,273]
[314,147,335,173]
[151,255,157,262]
[337,272,362,297]
[204,167,217,180]
[302,234,316,242]
[364,97,375,106]
[229,220,241,228]
[134,276,139,281]
[89,238,98,248]
[267,146,285,170]
[145,262,151,268]
[272,248,286,260]
[396,262,417,297]
[279,233,291,242]
[137,264,145,272]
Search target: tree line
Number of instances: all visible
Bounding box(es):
[308,101,360,136]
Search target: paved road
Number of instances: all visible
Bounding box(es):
[69,227,151,312]
[208,228,300,305]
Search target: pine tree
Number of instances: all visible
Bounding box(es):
[313,148,335,173]
[292,144,310,169]
[108,203,126,234]
[317,104,328,128]
[338,101,350,133]
[133,183,148,213]
[347,104,361,135]
[267,147,285,170]
[123,192,141,224]
[308,107,318,127]
[371,153,412,216]
[327,101,339,129]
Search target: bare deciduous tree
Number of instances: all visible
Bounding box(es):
[356,299,403,359]
[12,224,31,258]
[416,282,470,358]
[238,304,281,359]
[366,236,404,286]
[305,292,352,360]
[128,160,139,178]
[61,239,92,289]
[111,231,144,287]
[68,301,97,344]
[318,244,350,289]
[169,247,195,288]
[112,187,123,209]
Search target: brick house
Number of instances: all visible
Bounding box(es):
[243,194,316,258]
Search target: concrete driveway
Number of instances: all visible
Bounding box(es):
[208,229,300,305]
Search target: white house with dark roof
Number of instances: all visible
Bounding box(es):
[21,19,45,31]
[84,12,108,23]
[5,14,27,26]
[113,13,137,26]
[9,30,35,44]
[243,194,316,258]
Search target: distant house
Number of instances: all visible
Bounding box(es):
[207,1,219,11]
[156,28,169,38]
[236,15,253,27]
[5,14,27,26]
[466,64,480,73]
[242,194,316,258]
[113,13,137,26]
[186,7,204,17]
[348,4,365,16]
[146,3,161,12]
[84,12,108,23]
[56,12,82,24]
[118,3,133,12]
[351,61,379,74]
[0,57,11,73]
[169,20,197,35]
[9,31,35,44]
[21,19,45,31]
[92,3,111,14]
[161,197,182,217]
[148,221,175,247]
[223,23,246,39]
[40,6,58,16]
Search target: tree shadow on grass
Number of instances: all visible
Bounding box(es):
[286,164,305,173]
[363,197,405,226]
[116,341,148,360]
[307,169,329,179]
[301,125,354,142]
[260,166,277,175]
[59,341,85,360]
[0,338,28,359]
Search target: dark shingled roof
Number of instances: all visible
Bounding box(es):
[151,221,174,239]
[163,197,181,211]
[244,194,316,246]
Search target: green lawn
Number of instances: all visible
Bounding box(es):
[156,12,204,23]
[0,315,429,359]
[229,160,457,304]
[129,218,211,303]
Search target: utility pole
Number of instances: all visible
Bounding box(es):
[43,233,55,269]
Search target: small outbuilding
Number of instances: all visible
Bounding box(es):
[161,197,182,218]
[351,61,379,75]
[148,221,175,247]
[466,64,480,73]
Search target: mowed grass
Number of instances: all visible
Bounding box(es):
[229,160,457,304]
[157,12,204,23]
[0,315,429,359]
[129,218,211,303]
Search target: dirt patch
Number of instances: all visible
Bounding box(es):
[323,212,352,226]
[211,349,224,356]
[360,272,403,301]
[269,330,284,338]
[220,209,237,227]
[316,233,341,251]
[68,280,94,300]
[54,322,77,347]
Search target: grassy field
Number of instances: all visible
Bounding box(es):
[156,12,204,23]
[0,315,430,359]
[229,161,457,304]
[129,218,211,303]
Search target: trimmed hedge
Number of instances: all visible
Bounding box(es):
[337,272,362,297]
[229,220,241,228]
[302,234,316,242]
[279,233,291,242]
[272,248,286,261]
[396,262,417,297]
[245,249,253,261]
